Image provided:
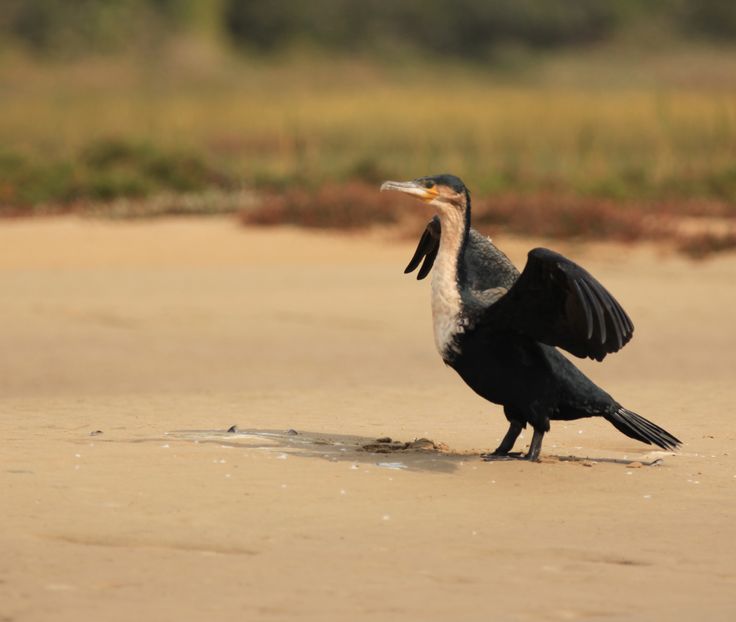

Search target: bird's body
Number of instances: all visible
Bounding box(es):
[382,174,680,460]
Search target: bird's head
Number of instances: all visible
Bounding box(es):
[380,174,470,217]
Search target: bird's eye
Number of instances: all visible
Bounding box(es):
[423,180,435,189]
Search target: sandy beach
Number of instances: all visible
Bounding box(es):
[1,217,735,621]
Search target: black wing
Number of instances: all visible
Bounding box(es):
[404,216,441,280]
[481,248,634,361]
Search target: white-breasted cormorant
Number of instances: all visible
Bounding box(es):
[381,174,681,461]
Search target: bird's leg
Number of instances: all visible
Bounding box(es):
[494,421,524,455]
[524,428,545,462]
[481,421,524,461]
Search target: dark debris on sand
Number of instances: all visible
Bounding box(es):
[360,437,450,454]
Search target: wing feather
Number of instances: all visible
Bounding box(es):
[479,248,634,360]
[579,279,606,344]
[404,216,441,280]
[417,246,438,280]
[571,280,594,340]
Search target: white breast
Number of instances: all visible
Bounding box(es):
[429,209,466,358]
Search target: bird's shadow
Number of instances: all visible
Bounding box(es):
[154,427,669,473]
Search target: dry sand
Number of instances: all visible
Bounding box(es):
[1,217,735,621]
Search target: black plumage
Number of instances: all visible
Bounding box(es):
[383,174,681,461]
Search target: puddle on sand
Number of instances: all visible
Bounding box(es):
[111,428,672,472]
[377,462,408,470]
[163,428,467,473]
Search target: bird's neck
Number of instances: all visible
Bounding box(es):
[430,201,470,358]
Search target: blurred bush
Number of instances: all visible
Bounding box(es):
[224,0,618,56]
[682,0,736,40]
[241,182,400,229]
[0,139,231,213]
[0,0,221,55]
[1,0,734,59]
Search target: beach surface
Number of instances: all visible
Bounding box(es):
[1,217,735,621]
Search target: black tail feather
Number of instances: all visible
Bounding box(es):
[605,407,681,451]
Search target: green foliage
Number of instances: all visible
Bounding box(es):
[4,0,141,55]
[2,0,735,58]
[83,139,223,195]
[1,0,201,55]
[224,0,620,57]
[0,140,230,212]
[683,0,736,39]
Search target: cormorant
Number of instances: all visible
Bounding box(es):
[381,174,681,461]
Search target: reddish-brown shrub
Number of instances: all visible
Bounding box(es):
[676,230,736,259]
[472,194,657,243]
[240,181,402,229]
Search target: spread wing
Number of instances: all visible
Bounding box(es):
[404,216,441,280]
[480,248,634,361]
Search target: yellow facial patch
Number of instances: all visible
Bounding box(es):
[419,186,440,202]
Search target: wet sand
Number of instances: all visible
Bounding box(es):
[1,217,735,621]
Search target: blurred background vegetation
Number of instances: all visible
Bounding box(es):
[1,0,735,253]
[4,0,736,58]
